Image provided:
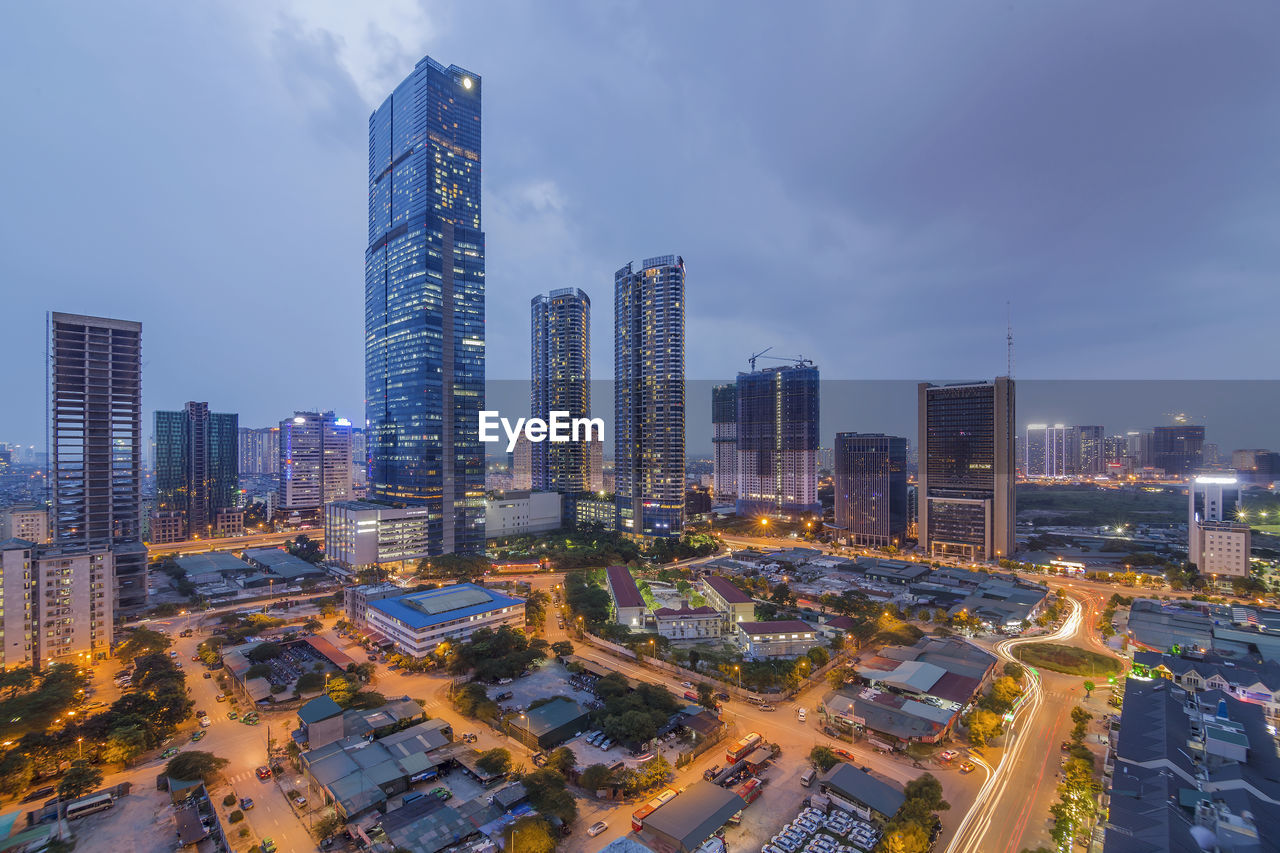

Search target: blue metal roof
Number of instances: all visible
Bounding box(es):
[368,583,523,631]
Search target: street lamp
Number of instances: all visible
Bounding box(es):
[734,665,741,690]
[77,737,83,759]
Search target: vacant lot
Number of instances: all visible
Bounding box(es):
[1016,485,1185,526]
[1014,643,1122,677]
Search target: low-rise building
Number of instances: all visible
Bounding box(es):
[1103,679,1280,853]
[638,781,746,853]
[242,546,329,583]
[654,604,724,642]
[484,490,561,538]
[1131,650,1280,734]
[817,763,905,823]
[213,507,243,538]
[700,575,755,626]
[734,619,818,660]
[147,510,185,545]
[354,583,525,658]
[607,565,647,628]
[505,696,590,749]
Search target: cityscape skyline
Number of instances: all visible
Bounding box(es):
[4,4,1280,450]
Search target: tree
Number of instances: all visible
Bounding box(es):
[637,755,673,792]
[0,751,33,797]
[165,751,229,786]
[314,813,343,840]
[579,763,614,792]
[544,746,576,776]
[902,774,949,813]
[806,646,830,667]
[246,663,272,680]
[521,769,578,823]
[57,760,103,801]
[697,682,717,710]
[986,676,1023,713]
[966,709,1004,746]
[476,748,512,776]
[808,746,838,772]
[550,641,574,658]
[1003,662,1025,683]
[1082,680,1096,698]
[878,822,930,853]
[101,724,147,765]
[246,642,283,663]
[828,667,850,690]
[115,628,170,663]
[295,672,326,694]
[688,650,701,672]
[506,817,556,853]
[770,583,795,606]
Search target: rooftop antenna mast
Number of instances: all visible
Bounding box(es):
[1006,301,1014,379]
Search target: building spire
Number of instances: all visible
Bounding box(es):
[1006,301,1014,378]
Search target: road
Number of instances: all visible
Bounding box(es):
[144,529,324,558]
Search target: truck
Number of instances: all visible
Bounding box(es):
[631,787,679,832]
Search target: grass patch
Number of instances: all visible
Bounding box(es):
[1014,643,1122,677]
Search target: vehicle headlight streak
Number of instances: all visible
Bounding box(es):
[945,596,1084,853]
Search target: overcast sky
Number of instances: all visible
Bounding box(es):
[2,2,1278,451]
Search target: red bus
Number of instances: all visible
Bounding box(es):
[631,788,679,831]
[735,778,763,805]
[726,732,763,764]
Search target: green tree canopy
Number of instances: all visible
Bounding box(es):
[57,760,103,801]
[164,751,229,786]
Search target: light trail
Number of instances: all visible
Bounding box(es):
[945,595,1084,853]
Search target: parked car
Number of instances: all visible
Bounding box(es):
[430,787,452,801]
[199,716,211,728]
[202,672,212,680]
[161,747,179,759]
[191,731,205,742]
[240,797,254,810]
[460,732,478,743]
[215,693,226,701]
[680,681,694,689]
[588,821,608,837]
[715,692,730,701]
[497,677,513,685]
[21,786,55,804]
[294,796,308,807]
[495,691,513,701]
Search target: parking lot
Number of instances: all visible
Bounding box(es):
[485,660,597,712]
[759,802,884,853]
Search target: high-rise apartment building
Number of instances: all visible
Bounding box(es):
[155,402,238,539]
[511,435,533,491]
[588,437,604,493]
[1152,425,1205,478]
[735,364,820,518]
[1024,424,1068,477]
[614,256,685,537]
[530,288,591,492]
[1,504,50,544]
[0,540,114,669]
[238,426,280,476]
[918,378,1016,561]
[365,54,485,555]
[278,412,353,516]
[712,383,738,500]
[834,433,908,547]
[49,312,146,612]
[1073,425,1104,476]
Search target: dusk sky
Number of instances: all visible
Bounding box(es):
[2,2,1278,452]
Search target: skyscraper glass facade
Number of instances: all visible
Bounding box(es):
[615,256,685,537]
[712,383,738,499]
[155,402,238,538]
[531,288,591,493]
[365,55,485,555]
[735,365,820,518]
[834,433,907,547]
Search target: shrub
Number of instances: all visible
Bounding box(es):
[228,810,244,823]
[222,793,237,807]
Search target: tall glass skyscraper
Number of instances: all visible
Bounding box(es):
[155,402,238,538]
[614,256,685,537]
[834,433,907,547]
[365,55,485,555]
[735,364,821,518]
[531,288,591,493]
[712,383,738,500]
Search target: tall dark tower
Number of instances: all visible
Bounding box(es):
[531,288,591,492]
[365,55,485,554]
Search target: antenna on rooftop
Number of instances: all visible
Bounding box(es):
[1006,301,1014,379]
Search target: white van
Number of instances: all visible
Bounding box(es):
[800,768,817,787]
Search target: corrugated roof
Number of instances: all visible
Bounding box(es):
[641,782,745,851]
[702,575,752,604]
[607,565,645,609]
[820,764,905,818]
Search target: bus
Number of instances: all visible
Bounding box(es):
[734,777,763,805]
[65,793,114,820]
[631,787,679,831]
[725,732,763,764]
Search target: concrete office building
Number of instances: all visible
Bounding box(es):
[834,433,908,548]
[530,288,592,493]
[918,378,1015,562]
[355,584,524,659]
[49,312,146,612]
[238,426,280,476]
[614,256,685,537]
[483,491,561,538]
[0,539,114,669]
[155,402,239,539]
[365,55,485,557]
[735,364,820,518]
[1189,473,1250,579]
[324,501,434,570]
[712,383,738,500]
[278,412,354,517]
[1,504,49,544]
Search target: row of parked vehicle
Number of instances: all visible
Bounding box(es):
[581,730,616,751]
[763,806,881,853]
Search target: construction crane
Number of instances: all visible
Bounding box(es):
[747,347,814,370]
